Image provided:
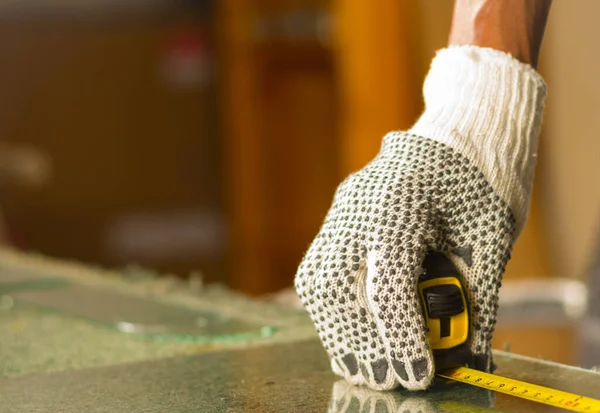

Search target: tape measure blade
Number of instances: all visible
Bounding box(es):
[437,367,600,413]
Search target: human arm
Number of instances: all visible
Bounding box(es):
[449,0,552,68]
[294,1,552,392]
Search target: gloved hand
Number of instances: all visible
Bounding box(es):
[295,46,546,391]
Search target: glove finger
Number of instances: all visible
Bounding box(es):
[296,228,359,379]
[338,247,397,390]
[299,231,373,387]
[310,235,400,390]
[366,227,435,390]
[318,238,391,388]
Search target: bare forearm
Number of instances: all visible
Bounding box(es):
[448,0,552,68]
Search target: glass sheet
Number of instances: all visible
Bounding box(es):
[8,282,270,341]
[1,340,598,412]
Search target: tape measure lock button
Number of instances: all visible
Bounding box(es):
[418,276,469,351]
[422,284,465,318]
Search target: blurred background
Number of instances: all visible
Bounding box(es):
[0,0,598,364]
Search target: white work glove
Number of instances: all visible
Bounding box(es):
[295,46,546,391]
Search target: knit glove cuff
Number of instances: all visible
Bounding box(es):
[408,45,547,235]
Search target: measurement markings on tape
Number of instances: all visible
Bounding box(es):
[437,367,600,413]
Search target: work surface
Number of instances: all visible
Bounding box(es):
[3,340,600,412]
[1,249,599,412]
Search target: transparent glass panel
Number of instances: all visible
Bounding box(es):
[8,282,270,341]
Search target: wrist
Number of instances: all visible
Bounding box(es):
[448,0,552,68]
[408,45,547,235]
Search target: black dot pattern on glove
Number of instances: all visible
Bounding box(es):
[295,132,516,390]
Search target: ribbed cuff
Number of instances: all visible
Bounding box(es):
[408,45,547,236]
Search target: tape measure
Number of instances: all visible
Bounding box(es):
[437,367,600,412]
[419,251,600,412]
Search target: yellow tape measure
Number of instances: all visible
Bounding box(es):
[419,252,600,412]
[437,366,600,413]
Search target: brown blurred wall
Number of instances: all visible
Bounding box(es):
[0,12,225,281]
[539,0,600,281]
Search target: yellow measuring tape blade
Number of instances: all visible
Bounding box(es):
[437,367,600,413]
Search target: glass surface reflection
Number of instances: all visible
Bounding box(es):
[327,380,498,413]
